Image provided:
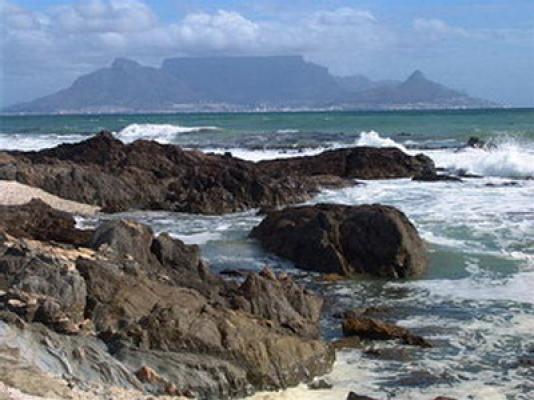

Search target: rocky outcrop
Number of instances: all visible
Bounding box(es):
[251,203,428,279]
[0,132,435,214]
[258,146,435,180]
[342,317,431,347]
[0,199,93,246]
[0,203,333,399]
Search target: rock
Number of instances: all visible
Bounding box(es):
[259,146,435,180]
[467,136,485,148]
[346,393,379,400]
[413,170,463,182]
[0,133,434,214]
[0,199,94,246]
[0,132,318,214]
[251,203,428,278]
[316,273,347,283]
[232,268,324,338]
[135,366,160,384]
[342,317,431,348]
[0,212,335,398]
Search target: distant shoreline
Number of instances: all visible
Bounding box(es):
[0,106,527,118]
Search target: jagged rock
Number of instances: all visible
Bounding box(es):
[342,317,431,348]
[231,268,324,338]
[259,146,435,180]
[251,203,428,278]
[0,133,434,214]
[0,206,334,398]
[0,199,93,245]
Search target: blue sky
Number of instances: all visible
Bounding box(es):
[2,0,534,106]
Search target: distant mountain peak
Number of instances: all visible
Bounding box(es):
[3,56,496,114]
[406,70,426,82]
[112,58,141,70]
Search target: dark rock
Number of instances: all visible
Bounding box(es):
[0,199,93,246]
[251,203,428,279]
[342,317,432,347]
[413,171,463,182]
[1,134,434,214]
[232,268,323,338]
[346,393,379,400]
[467,136,485,148]
[259,147,435,180]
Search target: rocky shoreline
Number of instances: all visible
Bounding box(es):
[0,134,454,399]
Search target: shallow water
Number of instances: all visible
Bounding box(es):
[2,110,534,399]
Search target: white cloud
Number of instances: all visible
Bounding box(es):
[177,10,260,51]
[413,18,471,39]
[53,0,157,33]
[0,1,43,30]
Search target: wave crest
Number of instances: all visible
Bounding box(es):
[430,138,534,178]
[116,123,220,142]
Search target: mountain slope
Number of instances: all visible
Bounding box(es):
[345,70,493,109]
[4,57,495,113]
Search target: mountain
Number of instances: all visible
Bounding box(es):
[4,57,495,113]
[342,70,494,109]
[335,74,399,92]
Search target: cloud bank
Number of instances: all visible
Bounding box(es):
[1,0,533,106]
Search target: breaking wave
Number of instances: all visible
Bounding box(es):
[116,123,220,143]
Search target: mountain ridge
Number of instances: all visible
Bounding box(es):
[4,56,496,114]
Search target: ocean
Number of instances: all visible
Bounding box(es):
[1,109,533,399]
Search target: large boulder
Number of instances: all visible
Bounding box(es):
[251,203,428,279]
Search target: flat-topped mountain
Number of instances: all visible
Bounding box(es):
[5,56,495,113]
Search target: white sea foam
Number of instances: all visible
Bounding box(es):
[204,147,325,162]
[354,130,409,152]
[427,140,534,178]
[115,123,220,143]
[0,133,88,151]
[276,129,300,134]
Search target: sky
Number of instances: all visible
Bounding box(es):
[1,0,533,107]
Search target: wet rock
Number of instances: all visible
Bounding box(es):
[413,170,463,182]
[467,136,485,148]
[251,203,428,278]
[346,393,379,400]
[363,347,415,362]
[342,317,431,348]
[259,146,435,180]
[332,336,363,350]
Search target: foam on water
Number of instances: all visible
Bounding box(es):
[115,123,220,143]
[354,130,409,152]
[427,140,534,178]
[0,133,88,151]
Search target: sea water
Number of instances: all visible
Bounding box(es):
[1,109,533,399]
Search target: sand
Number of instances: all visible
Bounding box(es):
[0,180,100,215]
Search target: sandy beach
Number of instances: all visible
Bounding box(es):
[0,180,99,215]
